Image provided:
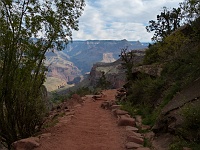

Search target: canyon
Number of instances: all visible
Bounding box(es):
[44,40,148,91]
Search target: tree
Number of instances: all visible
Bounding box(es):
[146,7,182,41]
[0,0,85,149]
[96,71,110,90]
[119,47,136,81]
[180,0,200,22]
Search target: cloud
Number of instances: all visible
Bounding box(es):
[72,0,183,42]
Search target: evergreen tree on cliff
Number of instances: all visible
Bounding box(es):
[180,0,200,22]
[0,0,85,149]
[146,7,182,41]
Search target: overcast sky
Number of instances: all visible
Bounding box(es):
[72,0,183,42]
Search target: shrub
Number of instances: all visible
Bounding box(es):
[127,74,165,107]
[180,103,200,142]
[143,43,160,64]
[120,101,138,117]
[96,71,110,90]
[70,87,93,97]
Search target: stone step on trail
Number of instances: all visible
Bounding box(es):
[118,115,136,126]
[100,93,152,150]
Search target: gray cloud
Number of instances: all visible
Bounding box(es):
[72,0,183,42]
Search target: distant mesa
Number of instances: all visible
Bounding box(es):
[101,53,116,63]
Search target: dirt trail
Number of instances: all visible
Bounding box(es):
[36,89,126,150]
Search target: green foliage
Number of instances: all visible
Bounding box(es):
[144,30,190,65]
[120,101,138,117]
[68,87,93,97]
[180,103,200,142]
[143,43,160,64]
[160,82,181,108]
[51,92,68,103]
[161,42,200,88]
[42,112,65,129]
[157,31,189,62]
[96,71,110,90]
[51,87,92,104]
[143,138,152,148]
[120,100,161,127]
[0,0,85,149]
[122,74,165,126]
[135,3,200,148]
[120,47,136,81]
[146,7,182,41]
[127,74,165,106]
[191,16,200,39]
[180,0,200,22]
[169,136,200,150]
[43,115,59,129]
[142,108,162,127]
[169,137,189,150]
[124,28,200,127]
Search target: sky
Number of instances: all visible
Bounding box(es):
[72,0,183,42]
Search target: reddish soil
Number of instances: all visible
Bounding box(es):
[36,89,126,150]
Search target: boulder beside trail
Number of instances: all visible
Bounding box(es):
[12,137,40,150]
[118,115,136,126]
[127,135,144,144]
[125,142,142,149]
[114,109,129,116]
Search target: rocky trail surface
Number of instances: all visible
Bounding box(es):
[12,89,152,150]
[35,89,127,150]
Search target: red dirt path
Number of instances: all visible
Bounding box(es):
[35,89,126,150]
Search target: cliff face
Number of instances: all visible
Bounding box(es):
[47,65,80,81]
[45,50,81,79]
[101,53,116,63]
[89,60,126,89]
[88,50,146,89]
[149,77,200,149]
[132,64,163,77]
[62,40,147,73]
[44,50,81,91]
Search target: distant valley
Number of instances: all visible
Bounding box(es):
[44,39,148,91]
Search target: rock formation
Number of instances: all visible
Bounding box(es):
[101,53,116,63]
[89,59,126,89]
[44,50,81,91]
[153,77,200,135]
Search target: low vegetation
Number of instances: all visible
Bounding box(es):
[180,103,200,143]
[0,0,85,149]
[120,0,200,149]
[96,71,111,90]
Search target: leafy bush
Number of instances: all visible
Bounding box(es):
[122,74,166,126]
[68,87,93,97]
[143,43,160,64]
[180,103,200,142]
[169,136,200,150]
[120,101,138,117]
[120,47,136,80]
[51,87,93,104]
[127,74,165,107]
[0,0,85,148]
